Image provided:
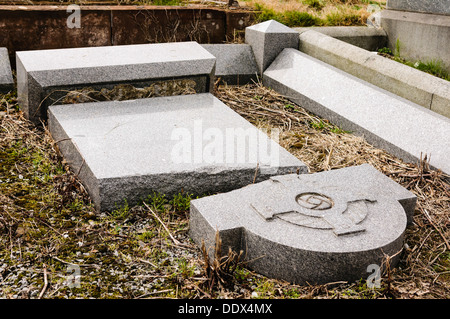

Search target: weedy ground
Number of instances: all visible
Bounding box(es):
[377,45,450,82]
[0,81,449,299]
[2,0,384,28]
[240,0,385,27]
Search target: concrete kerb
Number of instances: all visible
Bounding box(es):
[293,26,387,51]
[263,48,450,176]
[298,29,450,118]
[16,41,217,125]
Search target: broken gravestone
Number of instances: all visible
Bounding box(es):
[189,164,416,285]
[16,41,216,125]
[48,93,307,212]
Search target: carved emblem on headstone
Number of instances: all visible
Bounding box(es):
[250,176,377,236]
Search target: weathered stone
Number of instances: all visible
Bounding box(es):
[298,30,450,118]
[16,41,216,125]
[0,48,13,93]
[380,10,450,74]
[201,44,259,85]
[245,20,299,75]
[48,93,307,212]
[263,48,450,175]
[189,164,416,284]
[387,0,450,16]
[294,26,387,51]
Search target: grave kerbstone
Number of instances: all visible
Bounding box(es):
[245,20,299,75]
[16,41,216,125]
[298,30,450,118]
[0,48,14,93]
[189,164,416,284]
[201,44,259,85]
[263,48,450,176]
[48,93,307,212]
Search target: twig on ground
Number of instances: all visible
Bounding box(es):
[38,264,48,299]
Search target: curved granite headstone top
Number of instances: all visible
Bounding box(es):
[189,164,416,284]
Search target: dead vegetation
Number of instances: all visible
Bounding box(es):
[0,81,449,299]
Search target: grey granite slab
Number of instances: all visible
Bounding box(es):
[0,48,14,93]
[48,93,307,212]
[387,0,450,15]
[298,29,450,118]
[201,44,259,85]
[263,48,450,176]
[245,20,299,75]
[189,164,416,284]
[16,42,216,125]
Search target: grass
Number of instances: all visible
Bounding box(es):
[245,0,385,27]
[1,82,449,299]
[378,45,450,81]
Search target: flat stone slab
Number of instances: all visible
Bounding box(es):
[48,93,307,212]
[387,0,450,15]
[189,164,416,284]
[0,48,13,93]
[16,41,216,124]
[201,44,258,85]
[263,48,450,176]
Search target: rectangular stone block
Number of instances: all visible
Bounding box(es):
[387,0,450,15]
[201,44,259,85]
[189,164,416,284]
[263,48,450,176]
[48,93,307,212]
[0,48,13,93]
[245,20,299,75]
[294,26,387,51]
[16,41,216,124]
[380,10,450,75]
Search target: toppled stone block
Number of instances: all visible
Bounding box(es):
[48,93,307,212]
[202,44,259,85]
[189,164,416,284]
[245,20,299,75]
[263,48,450,175]
[16,41,216,124]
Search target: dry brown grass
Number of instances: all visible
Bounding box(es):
[1,81,448,299]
